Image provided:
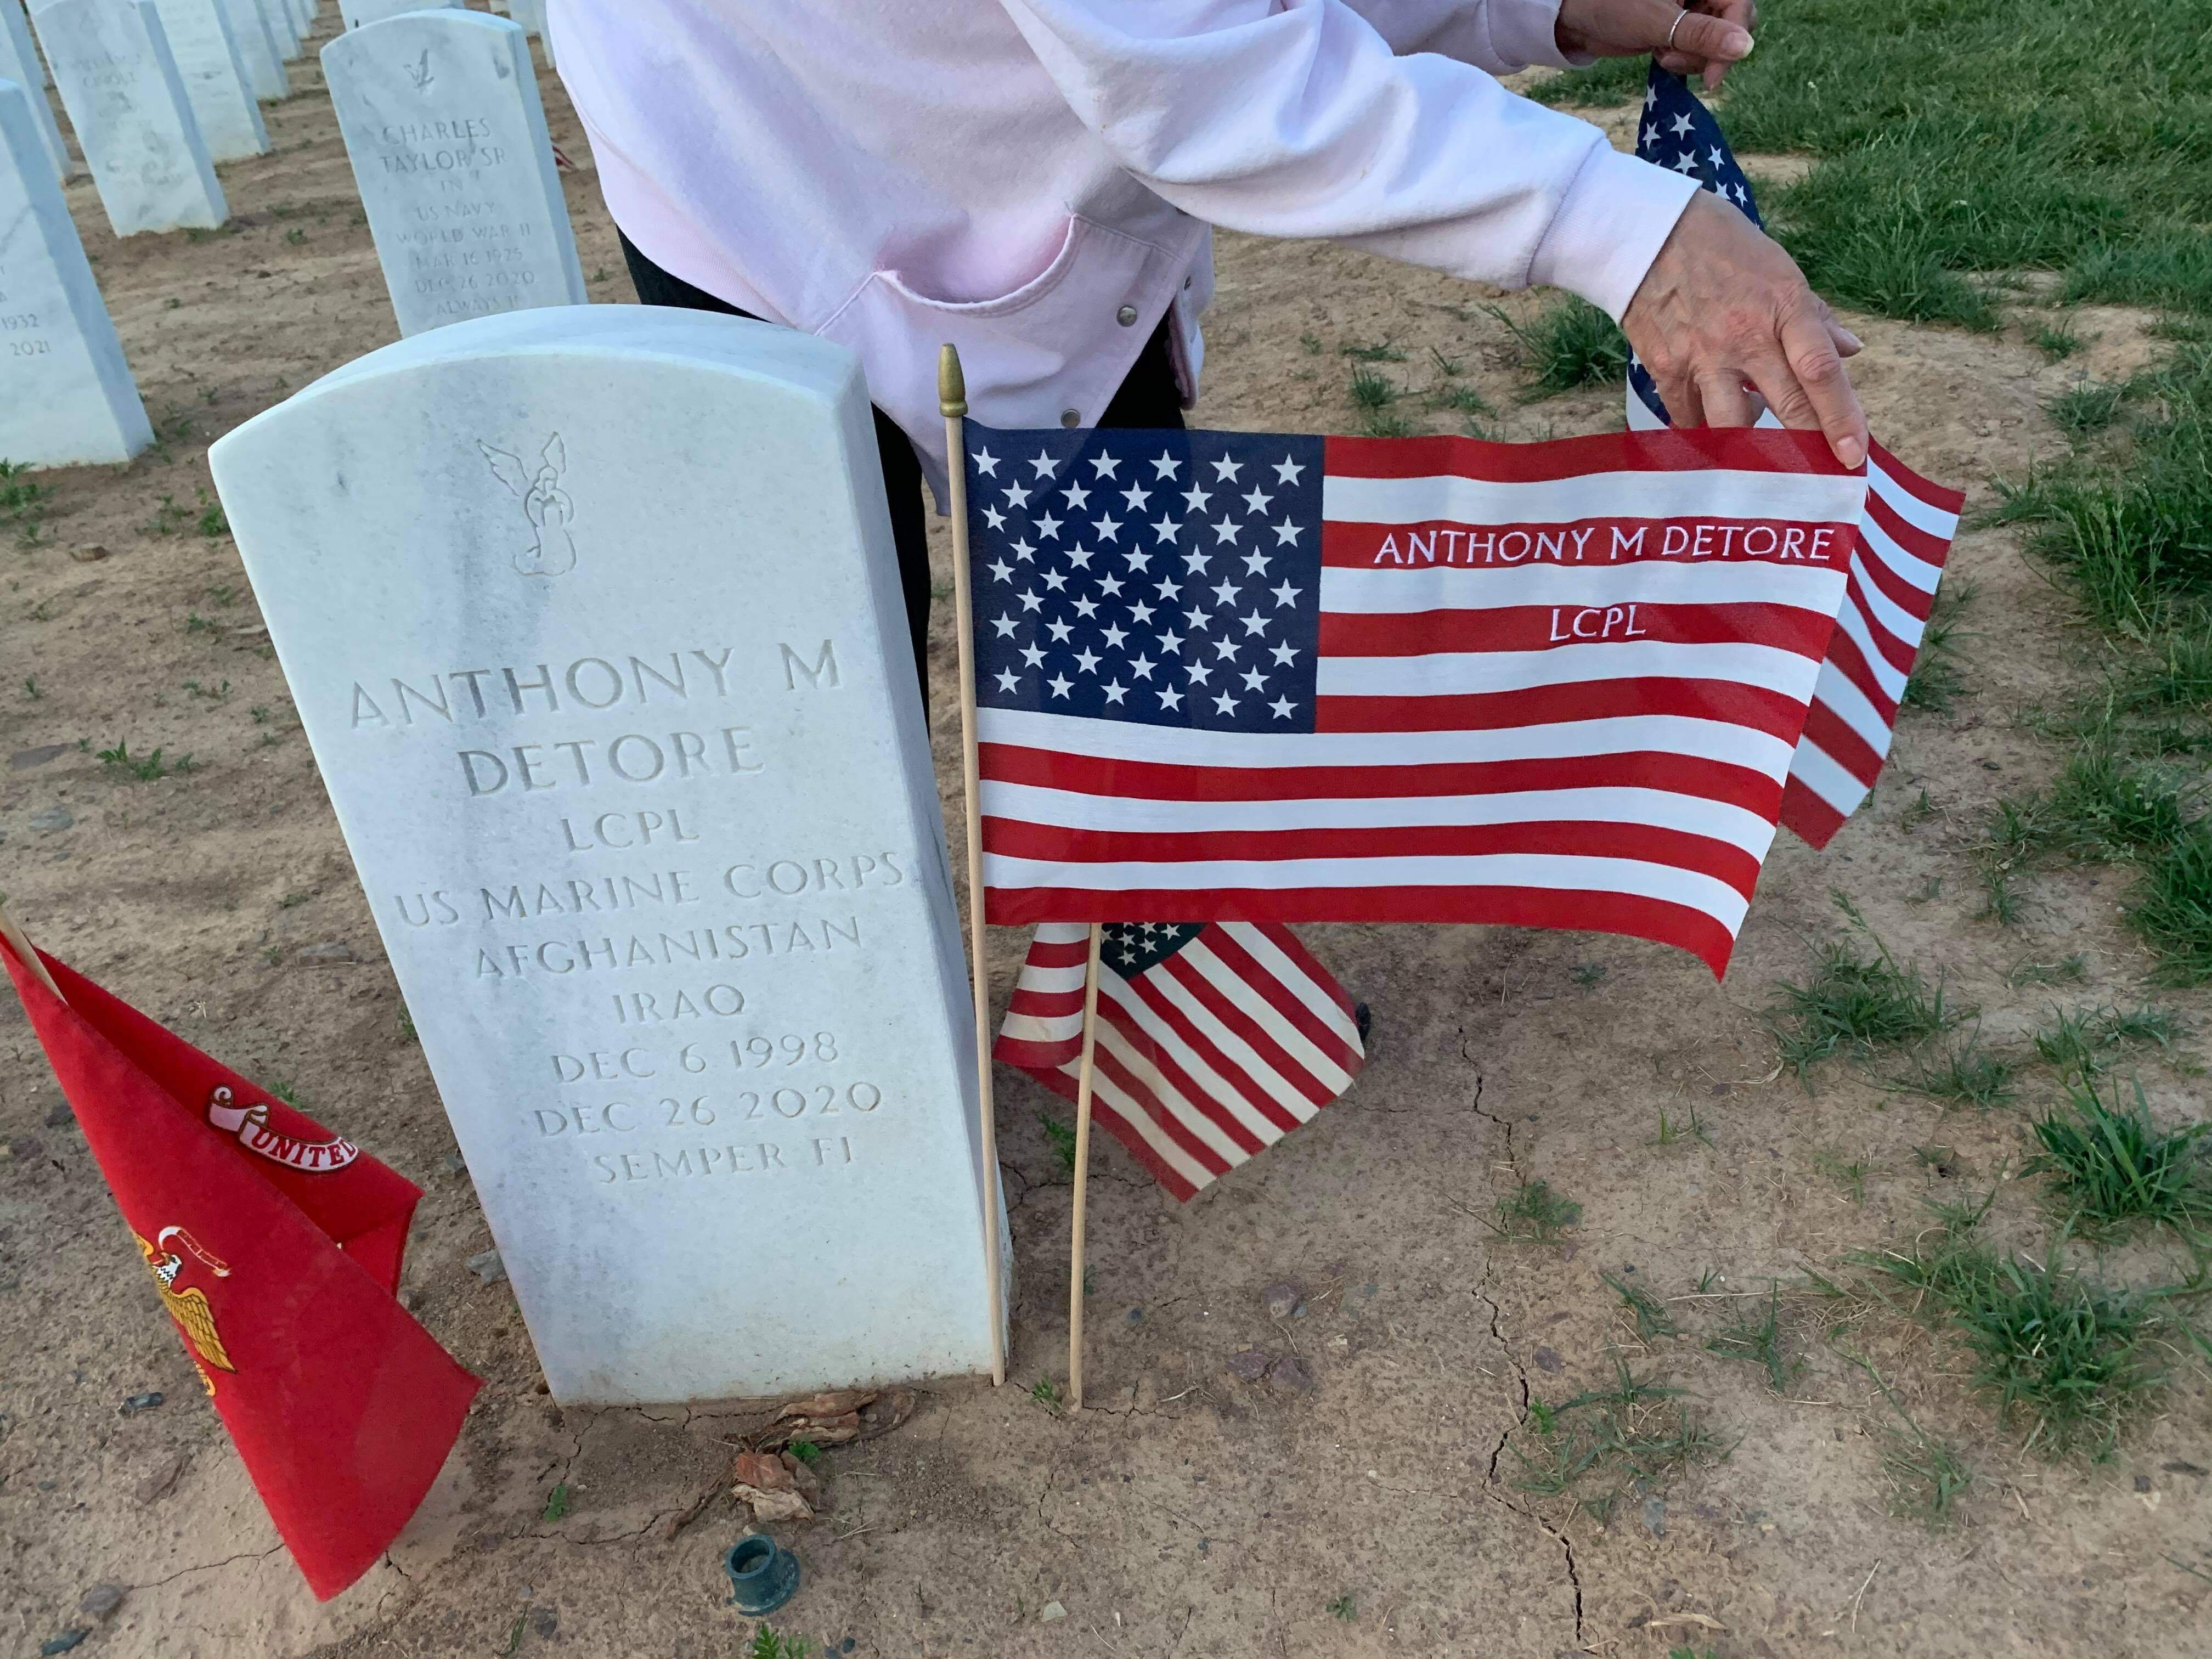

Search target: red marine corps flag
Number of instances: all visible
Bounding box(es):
[0,913,478,1601]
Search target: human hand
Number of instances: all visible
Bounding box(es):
[1621,189,1867,467]
[1555,0,1757,92]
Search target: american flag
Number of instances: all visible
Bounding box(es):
[1629,65,1966,848]
[994,921,1365,1201]
[965,420,1867,974]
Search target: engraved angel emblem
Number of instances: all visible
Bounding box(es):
[406,48,433,92]
[478,433,577,577]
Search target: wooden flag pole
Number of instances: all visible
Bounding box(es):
[0,893,63,1002]
[1066,921,1103,1412]
[939,345,1007,1388]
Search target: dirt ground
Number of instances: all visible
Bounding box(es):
[3,14,2207,1659]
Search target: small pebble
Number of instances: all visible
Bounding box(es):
[1262,1279,1302,1321]
[465,1249,506,1284]
[43,1101,74,1129]
[41,1632,88,1656]
[1226,1348,1271,1382]
[1039,1601,1068,1624]
[29,806,74,833]
[1267,1355,1316,1392]
[78,1584,124,1620]
[1533,1346,1563,1373]
[441,1153,467,1175]
[119,1391,163,1415]
[295,941,357,965]
[1641,1496,1667,1536]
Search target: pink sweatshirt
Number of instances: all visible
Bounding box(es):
[550,0,1697,497]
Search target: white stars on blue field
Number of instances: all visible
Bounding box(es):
[967,427,1325,733]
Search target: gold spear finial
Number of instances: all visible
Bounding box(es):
[938,344,968,419]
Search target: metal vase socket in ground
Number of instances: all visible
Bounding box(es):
[725,1535,800,1615]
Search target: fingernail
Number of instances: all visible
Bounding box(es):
[1738,31,1755,53]
[1726,29,1753,54]
[1837,328,1864,353]
[1838,437,1866,469]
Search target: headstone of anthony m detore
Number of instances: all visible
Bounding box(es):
[323,8,582,336]
[208,308,1003,1406]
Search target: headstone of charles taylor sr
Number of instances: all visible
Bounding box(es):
[208,308,1004,1406]
[0,78,154,466]
[149,0,266,161]
[323,9,583,337]
[29,0,224,235]
[0,0,70,178]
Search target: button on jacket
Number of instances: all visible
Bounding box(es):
[550,0,1700,499]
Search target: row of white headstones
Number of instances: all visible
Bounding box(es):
[2,0,582,467]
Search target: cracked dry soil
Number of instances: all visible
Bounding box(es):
[3,29,2210,1659]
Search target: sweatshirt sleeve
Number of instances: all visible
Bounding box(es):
[1341,0,1576,74]
[995,0,1697,320]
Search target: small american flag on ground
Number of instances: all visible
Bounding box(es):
[994,921,1365,1201]
[965,420,1866,974]
[1629,64,1966,848]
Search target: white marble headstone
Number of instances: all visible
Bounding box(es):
[209,308,1004,1405]
[506,0,548,66]
[323,10,583,336]
[29,0,225,236]
[340,0,456,30]
[149,0,265,161]
[219,0,284,100]
[250,0,294,69]
[0,78,153,466]
[0,0,68,177]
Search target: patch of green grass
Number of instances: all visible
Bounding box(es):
[1705,1281,1802,1394]
[1851,1197,2169,1457]
[195,487,227,538]
[1347,366,1398,410]
[787,1439,822,1466]
[1510,1358,1721,1515]
[1768,891,1963,1075]
[540,1481,568,1521]
[747,1628,810,1659]
[142,493,190,537]
[1901,578,1974,714]
[1339,339,1406,363]
[2033,1004,2183,1077]
[1030,1376,1063,1413]
[1814,1150,1876,1205]
[2045,746,2194,854]
[2024,1075,2212,1239]
[1892,1036,2017,1110]
[1299,331,1323,356]
[1845,1351,1973,1528]
[2046,380,2129,442]
[1486,297,1629,399]
[1425,381,1494,421]
[1992,345,2212,639]
[20,676,40,701]
[1604,1271,1681,1342]
[95,741,174,782]
[1039,1111,1077,1173]
[1570,961,1606,990]
[1428,347,1464,377]
[1652,1104,1712,1147]
[1326,1594,1356,1620]
[2129,826,2212,983]
[1525,55,1649,108]
[1358,408,1419,439]
[1487,1180,1582,1243]
[2031,319,2091,361]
